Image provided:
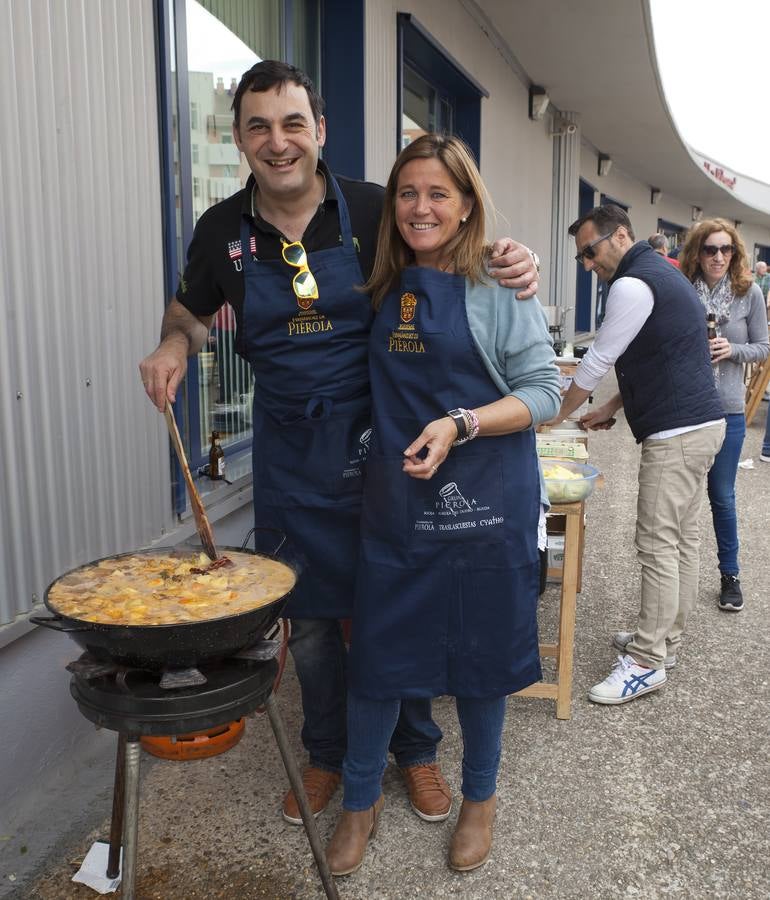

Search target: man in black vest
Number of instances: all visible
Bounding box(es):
[549,205,725,705]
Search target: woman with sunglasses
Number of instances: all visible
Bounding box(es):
[680,220,769,611]
[324,134,560,876]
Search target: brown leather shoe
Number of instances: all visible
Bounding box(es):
[448,795,496,871]
[282,767,341,825]
[326,795,384,876]
[400,762,452,821]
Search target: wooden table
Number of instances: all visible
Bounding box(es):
[514,500,584,720]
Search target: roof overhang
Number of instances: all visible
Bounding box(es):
[474,0,770,225]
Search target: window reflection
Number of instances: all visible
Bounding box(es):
[402,65,454,149]
[184,0,281,451]
[169,0,320,459]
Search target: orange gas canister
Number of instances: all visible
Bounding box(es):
[140,718,245,761]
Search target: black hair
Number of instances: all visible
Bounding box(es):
[231,60,324,127]
[568,204,636,241]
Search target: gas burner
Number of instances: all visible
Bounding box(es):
[158,667,207,690]
[64,645,338,899]
[68,652,279,737]
[66,655,123,680]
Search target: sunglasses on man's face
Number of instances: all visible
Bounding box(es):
[700,244,734,257]
[281,239,319,306]
[575,229,617,263]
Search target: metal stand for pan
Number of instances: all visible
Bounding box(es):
[67,647,339,900]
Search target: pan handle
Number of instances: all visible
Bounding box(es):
[241,527,287,558]
[29,615,91,633]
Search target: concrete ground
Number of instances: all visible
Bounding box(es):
[6,378,770,900]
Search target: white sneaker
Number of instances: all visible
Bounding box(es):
[612,631,677,670]
[760,454,770,463]
[588,654,666,705]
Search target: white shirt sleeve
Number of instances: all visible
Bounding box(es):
[573,277,654,392]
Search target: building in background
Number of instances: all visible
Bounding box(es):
[2,0,770,861]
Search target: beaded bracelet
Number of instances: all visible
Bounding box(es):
[465,408,480,440]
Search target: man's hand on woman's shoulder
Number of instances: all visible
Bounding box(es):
[487,238,539,299]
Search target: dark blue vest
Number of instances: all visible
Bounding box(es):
[610,242,723,442]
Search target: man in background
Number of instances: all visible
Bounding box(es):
[648,233,680,268]
[551,205,724,706]
[754,260,770,305]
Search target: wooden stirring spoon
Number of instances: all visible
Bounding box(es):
[164,400,219,560]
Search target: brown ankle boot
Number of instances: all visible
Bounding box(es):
[448,795,496,871]
[326,795,384,876]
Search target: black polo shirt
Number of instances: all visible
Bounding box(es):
[176,160,384,343]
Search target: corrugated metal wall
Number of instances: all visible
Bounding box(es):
[0,0,173,626]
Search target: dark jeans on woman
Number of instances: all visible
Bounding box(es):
[288,618,442,773]
[342,693,506,810]
[706,413,745,575]
[762,405,770,457]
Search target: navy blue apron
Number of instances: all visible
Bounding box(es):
[348,267,542,699]
[240,175,372,618]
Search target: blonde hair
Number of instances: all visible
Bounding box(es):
[680,218,753,296]
[363,134,492,309]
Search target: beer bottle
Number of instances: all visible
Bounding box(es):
[208,431,225,480]
[706,313,718,340]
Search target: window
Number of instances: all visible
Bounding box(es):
[397,14,487,161]
[158,0,321,511]
[402,65,454,148]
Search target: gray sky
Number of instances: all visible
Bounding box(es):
[651,0,768,183]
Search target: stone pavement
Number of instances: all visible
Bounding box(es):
[8,379,770,899]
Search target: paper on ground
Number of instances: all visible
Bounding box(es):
[71,841,121,894]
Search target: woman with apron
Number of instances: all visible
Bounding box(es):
[325,134,561,875]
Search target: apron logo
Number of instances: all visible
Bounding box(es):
[439,482,474,517]
[288,311,334,336]
[400,292,417,323]
[389,293,425,352]
[297,294,315,311]
[345,427,372,479]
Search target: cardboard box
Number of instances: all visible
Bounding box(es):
[546,533,565,582]
[537,437,589,460]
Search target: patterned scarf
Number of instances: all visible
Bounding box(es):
[693,274,734,325]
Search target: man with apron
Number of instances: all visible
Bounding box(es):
[139,61,541,825]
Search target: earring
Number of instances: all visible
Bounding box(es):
[461,217,467,224]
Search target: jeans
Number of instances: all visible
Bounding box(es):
[762,405,770,457]
[706,413,745,575]
[342,693,506,810]
[288,618,441,773]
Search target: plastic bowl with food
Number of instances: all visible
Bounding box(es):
[541,460,600,504]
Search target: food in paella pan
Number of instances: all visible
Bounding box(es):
[47,551,296,626]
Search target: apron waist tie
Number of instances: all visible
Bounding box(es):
[304,396,334,420]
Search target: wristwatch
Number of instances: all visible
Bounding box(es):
[447,408,469,441]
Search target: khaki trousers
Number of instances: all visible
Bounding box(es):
[626,421,726,668]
